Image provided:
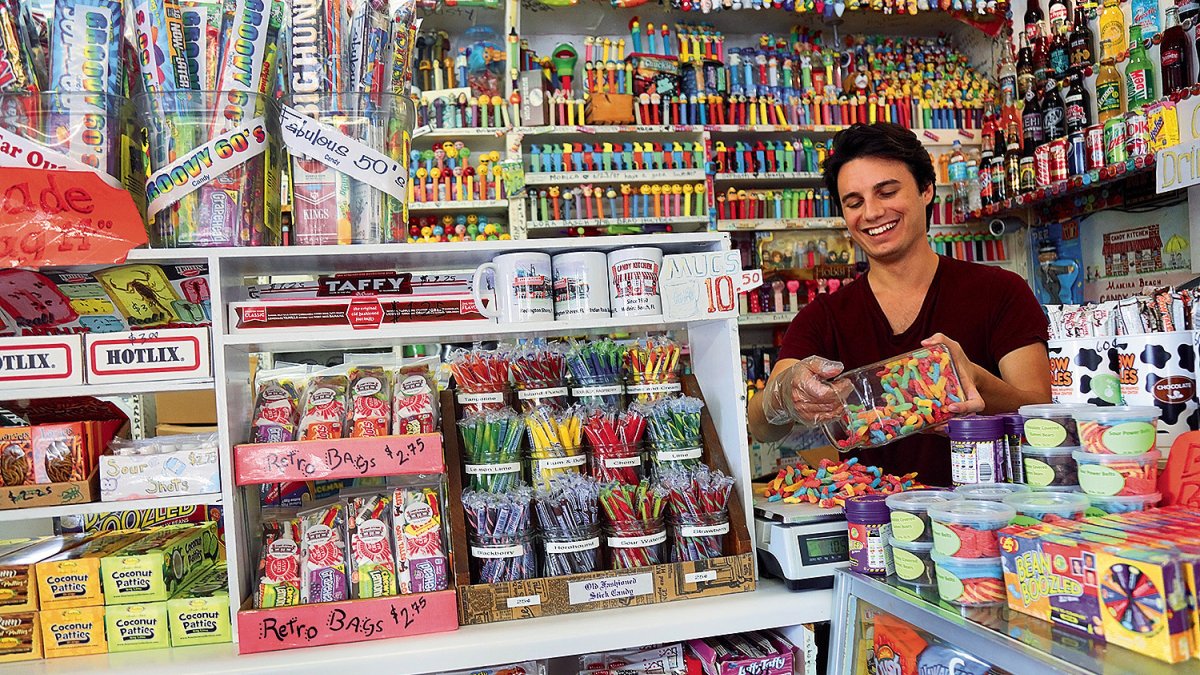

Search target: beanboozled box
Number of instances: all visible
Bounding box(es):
[999,524,1101,637]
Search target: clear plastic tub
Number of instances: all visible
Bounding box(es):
[1018,404,1096,448]
[889,537,935,585]
[1004,491,1089,524]
[1073,406,1161,455]
[932,553,1006,606]
[1087,492,1161,516]
[954,483,1031,502]
[886,490,963,544]
[1073,449,1160,496]
[1021,446,1079,488]
[822,344,965,451]
[927,500,1016,559]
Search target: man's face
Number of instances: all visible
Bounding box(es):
[835,156,933,264]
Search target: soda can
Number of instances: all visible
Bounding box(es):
[1048,138,1068,182]
[1034,144,1051,186]
[1125,110,1149,159]
[1068,132,1086,176]
[1104,117,1127,165]
[1085,125,1105,171]
[1019,156,1036,193]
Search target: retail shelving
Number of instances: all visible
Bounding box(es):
[967,154,1159,221]
[524,169,705,184]
[526,216,710,231]
[409,199,509,212]
[714,172,823,183]
[2,378,215,402]
[0,493,222,524]
[718,217,846,231]
[739,312,800,326]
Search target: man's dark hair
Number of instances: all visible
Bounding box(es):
[822,123,937,226]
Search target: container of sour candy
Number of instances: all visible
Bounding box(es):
[1086,492,1160,516]
[931,553,1006,606]
[1073,449,1160,496]
[1003,491,1089,524]
[927,500,1015,559]
[1073,406,1161,455]
[822,344,965,451]
[954,483,1030,503]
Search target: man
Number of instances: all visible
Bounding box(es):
[748,123,1052,485]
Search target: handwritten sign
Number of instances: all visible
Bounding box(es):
[237,590,458,654]
[1156,138,1200,193]
[233,434,444,485]
[660,252,763,321]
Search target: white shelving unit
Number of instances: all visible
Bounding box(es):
[0,493,222,524]
[2,378,216,401]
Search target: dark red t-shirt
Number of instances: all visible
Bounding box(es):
[778,256,1049,486]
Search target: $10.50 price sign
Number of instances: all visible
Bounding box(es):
[660,251,763,321]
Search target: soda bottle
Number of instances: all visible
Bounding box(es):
[1161,7,1191,96]
[990,126,1008,203]
[1049,0,1071,33]
[1096,59,1125,122]
[998,34,1018,103]
[1125,24,1155,107]
[1005,124,1022,197]
[1064,71,1092,134]
[1022,79,1046,148]
[1069,5,1095,70]
[1042,78,1067,140]
[966,154,982,214]
[1049,25,1071,78]
[979,130,995,207]
[949,140,967,221]
[1017,32,1037,96]
[1099,0,1125,63]
[1027,0,1048,65]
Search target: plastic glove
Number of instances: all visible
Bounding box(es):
[760,356,846,426]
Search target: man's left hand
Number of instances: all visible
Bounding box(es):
[922,333,985,415]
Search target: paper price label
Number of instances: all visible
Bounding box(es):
[0,126,122,188]
[571,384,624,397]
[506,595,541,608]
[457,392,504,405]
[470,544,525,559]
[626,382,682,395]
[654,448,703,462]
[146,117,269,218]
[603,456,643,468]
[279,105,408,199]
[607,531,668,548]
[535,455,586,471]
[680,523,730,538]
[660,251,764,321]
[544,537,600,554]
[517,386,568,400]
[685,570,718,583]
[464,462,521,475]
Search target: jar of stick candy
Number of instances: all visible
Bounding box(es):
[449,347,511,413]
[510,342,569,412]
[525,407,586,490]
[886,490,963,544]
[535,475,601,577]
[845,494,894,576]
[624,336,682,403]
[463,488,537,583]
[601,480,667,570]
[662,466,734,563]
[931,553,1006,606]
[1073,449,1160,496]
[889,537,935,588]
[567,338,626,408]
[1086,492,1160,516]
[639,396,705,469]
[1018,403,1096,449]
[1004,491,1089,525]
[584,408,647,485]
[822,343,965,451]
[927,500,1015,559]
[459,408,524,493]
[1021,446,1078,488]
[1073,406,1161,455]
[954,483,1030,503]
[668,511,729,563]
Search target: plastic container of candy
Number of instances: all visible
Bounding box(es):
[1087,492,1161,516]
[1018,404,1096,448]
[889,537,935,586]
[931,553,1006,606]
[927,500,1016,559]
[886,490,963,544]
[822,344,964,451]
[954,483,1030,502]
[1003,491,1089,524]
[1073,449,1160,496]
[1021,446,1078,488]
[1073,406,1161,455]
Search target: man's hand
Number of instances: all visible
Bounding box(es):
[922,333,985,415]
[760,356,846,426]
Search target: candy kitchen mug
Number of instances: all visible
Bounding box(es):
[471,252,555,323]
[608,247,663,317]
[552,251,612,319]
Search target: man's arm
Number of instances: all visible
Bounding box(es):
[749,358,799,442]
[974,342,1053,414]
[749,356,846,443]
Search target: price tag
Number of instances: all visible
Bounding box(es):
[660,252,763,321]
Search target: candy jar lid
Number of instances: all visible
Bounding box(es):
[845,494,891,522]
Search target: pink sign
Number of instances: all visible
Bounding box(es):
[234,434,444,485]
[237,590,458,654]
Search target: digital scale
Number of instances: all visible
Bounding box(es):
[753,490,851,590]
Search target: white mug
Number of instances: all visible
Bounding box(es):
[552,251,611,319]
[608,247,663,317]
[471,252,554,323]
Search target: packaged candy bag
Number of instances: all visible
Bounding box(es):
[348,365,392,438]
[255,515,301,608]
[393,483,449,593]
[299,368,350,441]
[393,362,439,434]
[299,501,349,603]
[250,365,310,443]
[345,492,398,599]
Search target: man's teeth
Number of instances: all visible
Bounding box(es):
[866,221,897,236]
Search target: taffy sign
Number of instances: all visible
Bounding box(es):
[145,118,268,219]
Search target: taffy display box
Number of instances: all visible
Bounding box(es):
[100,522,220,604]
[687,629,794,675]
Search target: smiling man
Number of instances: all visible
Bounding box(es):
[748,123,1052,486]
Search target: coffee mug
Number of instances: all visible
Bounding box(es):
[608,247,663,317]
[471,252,554,323]
[552,251,611,319]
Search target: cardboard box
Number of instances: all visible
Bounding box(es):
[85,328,212,384]
[586,93,634,125]
[167,564,231,647]
[156,424,219,436]
[0,611,41,663]
[688,630,795,675]
[0,425,33,487]
[101,522,220,604]
[32,422,88,484]
[99,446,221,502]
[229,295,488,332]
[154,390,218,426]
[35,531,144,610]
[0,335,84,388]
[106,601,170,652]
[0,535,94,612]
[40,605,106,658]
[0,469,99,511]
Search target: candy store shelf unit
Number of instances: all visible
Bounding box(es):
[717,217,846,232]
[442,375,755,625]
[705,125,849,135]
[524,169,706,185]
[713,172,823,184]
[1,378,215,402]
[738,311,799,326]
[965,154,1159,222]
[408,199,509,213]
[413,126,511,140]
[0,492,222,524]
[829,570,1193,675]
[525,215,711,234]
[514,125,708,136]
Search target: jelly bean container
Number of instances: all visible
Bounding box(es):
[1018,404,1096,448]
[822,344,964,451]
[927,500,1015,559]
[885,490,963,544]
[1021,446,1078,488]
[889,537,935,586]
[1086,492,1161,516]
[1003,491,1089,524]
[1073,449,1160,497]
[954,483,1030,502]
[996,413,1025,483]
[846,495,894,576]
[931,553,1006,607]
[948,415,1007,486]
[1074,406,1161,455]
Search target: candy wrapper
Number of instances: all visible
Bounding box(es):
[392,484,449,593]
[250,365,309,443]
[299,501,349,604]
[255,515,301,608]
[345,492,397,599]
[392,364,439,435]
[299,368,350,441]
[348,365,391,438]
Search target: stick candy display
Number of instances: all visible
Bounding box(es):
[638,396,704,468]
[583,407,647,484]
[566,338,626,408]
[624,336,682,403]
[298,501,349,603]
[462,486,536,583]
[661,466,734,562]
[509,341,568,412]
[535,473,601,576]
[459,407,524,493]
[449,346,511,412]
[525,405,586,490]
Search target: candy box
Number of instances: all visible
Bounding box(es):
[84,327,212,385]
[39,605,106,658]
[0,611,41,663]
[1074,450,1159,496]
[998,524,1102,636]
[687,629,794,675]
[99,444,221,502]
[0,534,95,613]
[32,422,88,484]
[167,563,231,647]
[105,601,170,652]
[0,425,33,487]
[1093,546,1193,663]
[100,522,220,604]
[823,344,965,451]
[35,530,145,609]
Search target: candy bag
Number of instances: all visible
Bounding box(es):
[347,365,392,438]
[393,482,449,593]
[299,367,350,441]
[255,514,301,608]
[251,364,310,443]
[345,491,398,599]
[393,360,439,435]
[299,501,349,603]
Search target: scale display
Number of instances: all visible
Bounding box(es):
[800,533,850,566]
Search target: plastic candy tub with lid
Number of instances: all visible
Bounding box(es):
[954,483,1030,502]
[1074,406,1161,455]
[1018,403,1096,448]
[1073,449,1160,496]
[1003,490,1089,525]
[927,499,1016,559]
[885,489,963,544]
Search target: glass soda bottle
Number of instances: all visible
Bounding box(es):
[1069,5,1095,70]
[1049,25,1071,78]
[1099,0,1125,63]
[1124,24,1155,107]
[1096,59,1125,122]
[1161,7,1191,96]
[1064,70,1092,134]
[949,140,967,221]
